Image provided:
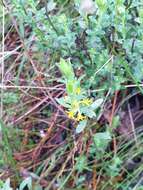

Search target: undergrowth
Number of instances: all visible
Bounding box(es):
[1,0,143,189]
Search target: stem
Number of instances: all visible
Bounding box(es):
[44,0,59,36]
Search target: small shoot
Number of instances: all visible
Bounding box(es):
[56,58,103,133]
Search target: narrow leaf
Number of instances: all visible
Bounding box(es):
[76,120,87,133]
[91,98,103,110]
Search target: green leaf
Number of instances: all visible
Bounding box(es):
[47,0,56,12]
[108,156,122,177]
[111,115,120,129]
[0,180,4,188]
[76,120,87,133]
[96,0,107,12]
[2,92,19,104]
[91,98,103,110]
[19,177,32,190]
[75,155,87,172]
[93,131,111,151]
[34,184,43,190]
[2,178,12,190]
[81,107,96,118]
[57,58,75,80]
[56,97,71,108]
[66,81,74,94]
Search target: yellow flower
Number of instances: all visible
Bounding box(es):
[76,113,86,121]
[81,98,92,106]
[75,87,81,95]
[66,111,75,119]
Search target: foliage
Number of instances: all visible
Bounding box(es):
[1,0,143,189]
[0,178,13,190]
[0,177,42,190]
[9,0,143,90]
[2,92,19,104]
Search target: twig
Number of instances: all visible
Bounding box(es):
[0,5,5,118]
[45,147,76,190]
[109,91,119,155]
[0,84,64,90]
[89,56,113,86]
[109,90,119,126]
[13,96,49,124]
[132,174,143,190]
[3,1,39,74]
[125,83,143,88]
[128,103,138,145]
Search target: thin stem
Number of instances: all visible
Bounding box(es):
[1,4,5,118]
[44,0,59,36]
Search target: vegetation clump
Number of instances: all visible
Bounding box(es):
[1,0,143,189]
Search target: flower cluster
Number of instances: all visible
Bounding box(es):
[66,111,86,121]
[65,86,93,122]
